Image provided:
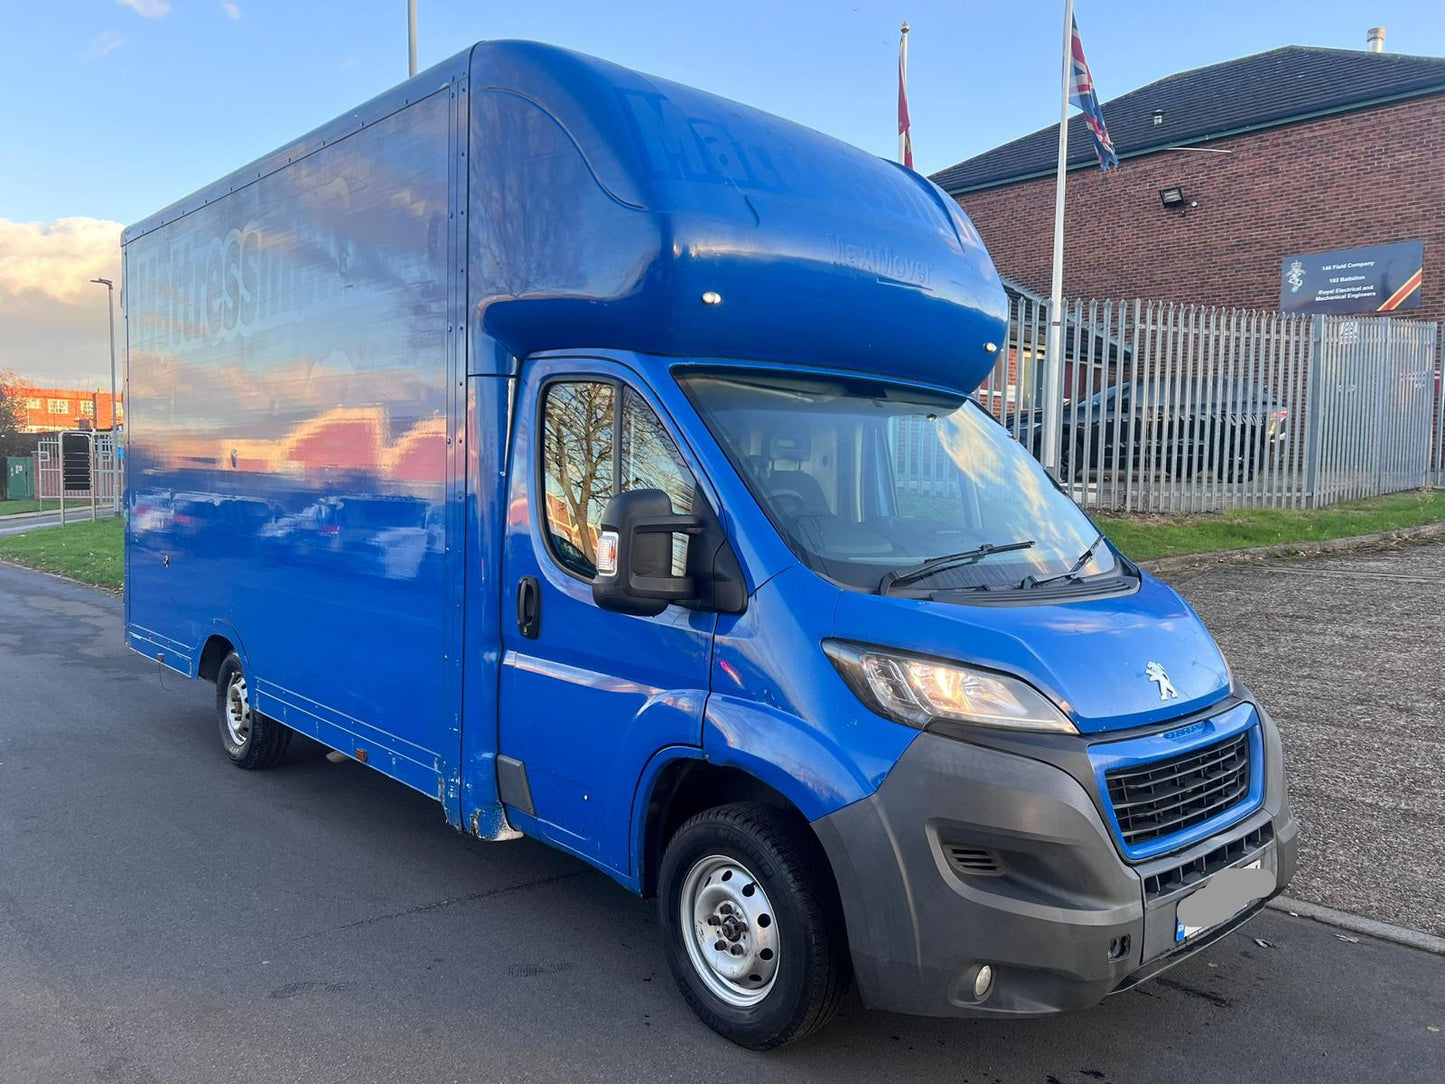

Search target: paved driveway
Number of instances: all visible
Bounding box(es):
[1166,540,1445,937]
[0,559,1441,1082]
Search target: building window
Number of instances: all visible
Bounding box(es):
[48,399,69,414]
[80,401,95,417]
[25,397,42,410]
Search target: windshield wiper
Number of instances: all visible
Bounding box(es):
[1019,532,1107,590]
[879,540,1035,595]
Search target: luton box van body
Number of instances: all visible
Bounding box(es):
[122,41,1297,1048]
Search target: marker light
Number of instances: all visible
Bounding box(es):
[595,531,619,577]
[824,641,1075,733]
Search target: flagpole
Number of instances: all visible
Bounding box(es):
[1041,0,1074,475]
[898,22,911,166]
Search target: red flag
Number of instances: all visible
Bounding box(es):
[898,23,913,169]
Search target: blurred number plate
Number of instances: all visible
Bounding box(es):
[1175,859,1269,942]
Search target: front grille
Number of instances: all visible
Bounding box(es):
[1106,730,1252,848]
[1143,823,1273,901]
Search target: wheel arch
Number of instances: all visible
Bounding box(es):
[197,620,249,684]
[634,755,850,914]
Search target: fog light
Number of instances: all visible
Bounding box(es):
[973,965,994,1001]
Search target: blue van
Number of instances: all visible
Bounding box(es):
[121,41,1297,1048]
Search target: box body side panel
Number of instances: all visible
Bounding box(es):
[123,87,462,800]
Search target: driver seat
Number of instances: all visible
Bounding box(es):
[766,429,830,516]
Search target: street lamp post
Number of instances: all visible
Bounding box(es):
[408,0,417,77]
[90,277,118,511]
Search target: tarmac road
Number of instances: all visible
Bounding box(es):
[0,509,116,537]
[0,558,1441,1083]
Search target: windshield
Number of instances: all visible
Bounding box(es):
[682,371,1122,594]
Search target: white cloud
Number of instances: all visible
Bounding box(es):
[221,2,241,20]
[340,57,359,70]
[0,218,125,388]
[117,0,170,18]
[87,31,129,59]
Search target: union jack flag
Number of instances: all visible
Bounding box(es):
[1069,16,1118,170]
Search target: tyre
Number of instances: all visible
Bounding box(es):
[1163,445,1203,479]
[1216,428,1262,482]
[658,802,850,1049]
[215,651,292,769]
[1057,435,1085,482]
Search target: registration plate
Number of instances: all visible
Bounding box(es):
[1174,859,1274,942]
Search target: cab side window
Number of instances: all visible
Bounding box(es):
[541,381,616,578]
[540,381,695,579]
[621,389,695,576]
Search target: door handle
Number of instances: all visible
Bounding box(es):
[516,576,541,639]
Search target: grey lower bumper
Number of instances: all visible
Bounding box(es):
[812,713,1298,1019]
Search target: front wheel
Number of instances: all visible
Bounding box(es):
[216,651,292,769]
[1057,434,1086,482]
[656,809,843,1052]
[658,802,850,1049]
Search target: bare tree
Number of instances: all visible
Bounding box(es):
[0,369,23,448]
[540,383,695,574]
[543,382,615,564]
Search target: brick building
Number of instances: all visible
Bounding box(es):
[9,385,123,433]
[931,43,1445,319]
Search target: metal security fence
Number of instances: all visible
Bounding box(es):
[1435,335,1445,489]
[932,296,1443,514]
[1311,316,1439,506]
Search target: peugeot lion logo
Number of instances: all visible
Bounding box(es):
[1145,661,1179,701]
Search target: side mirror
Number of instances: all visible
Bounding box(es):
[592,489,702,617]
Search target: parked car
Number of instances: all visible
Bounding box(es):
[1009,380,1289,481]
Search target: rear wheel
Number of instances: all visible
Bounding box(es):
[658,802,849,1049]
[1163,445,1204,478]
[216,651,291,769]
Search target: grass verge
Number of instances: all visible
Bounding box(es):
[0,491,1440,590]
[0,516,124,590]
[1098,489,1445,563]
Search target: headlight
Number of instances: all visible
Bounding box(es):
[824,640,1076,733]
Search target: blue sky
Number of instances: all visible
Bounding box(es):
[1,1,1442,387]
[3,0,1443,225]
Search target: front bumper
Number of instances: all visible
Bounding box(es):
[812,704,1298,1018]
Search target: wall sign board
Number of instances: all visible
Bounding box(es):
[1280,241,1423,314]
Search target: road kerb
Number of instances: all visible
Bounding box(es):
[1140,520,1445,575]
[1267,895,1445,955]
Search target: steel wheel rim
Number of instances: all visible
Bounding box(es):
[224,673,252,748]
[679,854,780,1008]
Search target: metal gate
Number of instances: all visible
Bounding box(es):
[1309,316,1439,506]
[36,434,61,499]
[32,430,122,518]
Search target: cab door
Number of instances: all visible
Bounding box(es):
[497,356,715,875]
